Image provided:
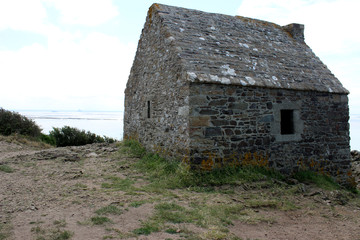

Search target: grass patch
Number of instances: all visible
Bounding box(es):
[246,199,279,209]
[31,222,73,240]
[293,170,341,190]
[129,200,146,208]
[53,219,66,228]
[121,139,284,191]
[95,205,123,215]
[91,216,112,225]
[154,202,192,224]
[135,201,247,237]
[0,165,14,173]
[194,204,245,227]
[200,227,228,240]
[0,134,52,149]
[101,176,134,191]
[0,222,11,240]
[121,139,146,158]
[31,226,45,234]
[132,221,159,235]
[50,230,73,240]
[165,228,178,234]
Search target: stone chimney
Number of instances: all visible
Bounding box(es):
[282,23,304,42]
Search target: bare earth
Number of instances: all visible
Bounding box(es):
[0,139,360,240]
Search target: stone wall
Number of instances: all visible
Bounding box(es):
[124,5,190,157]
[188,82,351,181]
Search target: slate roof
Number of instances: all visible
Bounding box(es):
[149,3,348,94]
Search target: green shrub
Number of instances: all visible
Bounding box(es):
[40,133,56,146]
[0,108,41,138]
[50,126,116,147]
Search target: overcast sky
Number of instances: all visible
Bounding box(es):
[1,0,359,114]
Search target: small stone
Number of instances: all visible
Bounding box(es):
[86,152,98,158]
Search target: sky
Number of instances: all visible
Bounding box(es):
[0,0,359,114]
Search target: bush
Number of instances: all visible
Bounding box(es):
[50,126,116,147]
[39,133,56,146]
[0,108,41,138]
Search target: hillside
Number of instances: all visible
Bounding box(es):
[0,137,360,240]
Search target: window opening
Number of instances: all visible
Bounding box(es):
[281,110,294,135]
[147,101,151,118]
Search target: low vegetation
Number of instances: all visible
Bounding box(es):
[0,108,116,147]
[121,139,338,190]
[0,108,41,138]
[0,165,14,173]
[30,220,73,240]
[49,126,116,147]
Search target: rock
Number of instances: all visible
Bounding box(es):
[351,150,360,162]
[86,152,98,158]
[350,150,360,188]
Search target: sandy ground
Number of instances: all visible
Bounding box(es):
[1,139,360,240]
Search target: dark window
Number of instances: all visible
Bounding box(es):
[281,110,294,135]
[147,101,151,118]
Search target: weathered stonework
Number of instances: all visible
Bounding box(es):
[188,83,350,179]
[124,4,351,183]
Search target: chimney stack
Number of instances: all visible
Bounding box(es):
[282,23,305,42]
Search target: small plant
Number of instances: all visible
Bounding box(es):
[129,200,146,208]
[165,228,178,234]
[132,221,159,236]
[95,205,123,215]
[0,165,14,173]
[91,216,112,225]
[31,226,45,234]
[50,230,73,240]
[53,219,67,228]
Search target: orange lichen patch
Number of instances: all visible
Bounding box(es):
[152,3,161,9]
[147,4,161,27]
[346,171,357,188]
[124,133,139,141]
[201,158,214,171]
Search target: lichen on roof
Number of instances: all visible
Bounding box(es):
[147,3,348,94]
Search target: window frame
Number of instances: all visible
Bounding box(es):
[271,101,303,142]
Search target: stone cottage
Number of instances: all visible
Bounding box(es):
[124,4,351,180]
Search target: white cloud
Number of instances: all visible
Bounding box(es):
[0,32,136,110]
[0,0,47,32]
[237,0,360,55]
[0,0,131,111]
[46,0,119,26]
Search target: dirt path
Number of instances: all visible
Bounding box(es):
[1,139,360,240]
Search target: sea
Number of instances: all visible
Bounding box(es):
[19,110,123,140]
[19,111,360,150]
